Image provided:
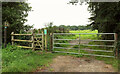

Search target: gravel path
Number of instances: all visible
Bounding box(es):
[39,56,116,72]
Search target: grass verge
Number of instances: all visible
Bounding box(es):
[2,45,58,72]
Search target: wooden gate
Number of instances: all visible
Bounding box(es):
[33,33,44,50]
[11,31,44,51]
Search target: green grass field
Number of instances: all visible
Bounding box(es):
[70,30,98,39]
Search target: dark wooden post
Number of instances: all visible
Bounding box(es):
[4,26,7,47]
[4,21,9,47]
[63,28,65,33]
[38,29,41,33]
[50,33,53,51]
[114,33,118,58]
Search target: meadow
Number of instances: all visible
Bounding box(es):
[70,30,98,39]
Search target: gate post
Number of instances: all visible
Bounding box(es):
[31,30,34,51]
[114,33,118,58]
[44,29,47,51]
[11,32,14,46]
[79,34,80,54]
[50,33,53,51]
[42,30,44,51]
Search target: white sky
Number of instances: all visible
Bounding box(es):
[25,0,91,29]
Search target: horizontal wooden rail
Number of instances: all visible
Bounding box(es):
[12,39,32,42]
[17,45,32,49]
[35,48,41,49]
[11,34,32,36]
[34,41,42,42]
[34,37,42,39]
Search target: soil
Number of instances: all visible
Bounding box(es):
[38,55,116,72]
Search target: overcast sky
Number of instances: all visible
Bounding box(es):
[25,0,91,29]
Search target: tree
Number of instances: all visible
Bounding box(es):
[2,2,32,43]
[68,1,120,40]
[88,2,120,40]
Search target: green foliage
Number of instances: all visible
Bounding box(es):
[87,2,120,41]
[53,25,92,31]
[2,2,33,43]
[2,44,57,72]
[66,25,92,30]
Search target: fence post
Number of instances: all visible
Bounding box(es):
[31,31,34,51]
[42,30,44,51]
[38,29,41,33]
[50,33,53,51]
[11,32,14,45]
[114,33,118,58]
[79,34,80,54]
[45,29,47,51]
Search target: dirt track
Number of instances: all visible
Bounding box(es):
[37,39,116,72]
[39,56,116,72]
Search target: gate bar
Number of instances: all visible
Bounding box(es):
[54,51,115,58]
[54,43,115,47]
[54,33,115,35]
[53,47,113,52]
[54,39,115,42]
[54,43,79,45]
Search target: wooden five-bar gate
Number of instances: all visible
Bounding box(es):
[11,31,44,51]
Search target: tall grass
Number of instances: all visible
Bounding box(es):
[2,44,57,72]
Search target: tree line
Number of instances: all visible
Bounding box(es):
[57,25,92,30]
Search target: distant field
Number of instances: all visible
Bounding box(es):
[70,30,98,39]
[70,30,98,33]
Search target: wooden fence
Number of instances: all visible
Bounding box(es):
[11,31,45,51]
